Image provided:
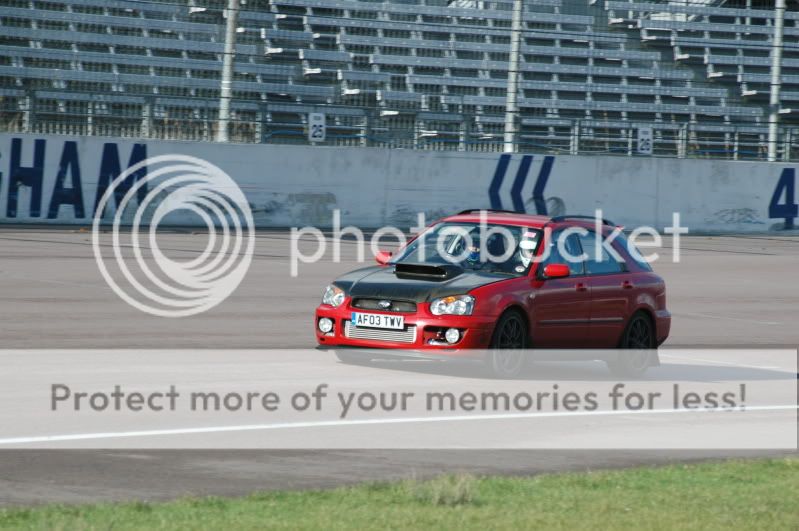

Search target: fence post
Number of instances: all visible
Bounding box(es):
[459,113,470,152]
[23,91,34,133]
[626,127,633,156]
[257,103,266,144]
[782,127,792,161]
[86,100,94,137]
[677,124,687,159]
[570,120,580,155]
[688,123,698,158]
[361,111,372,148]
[203,101,211,142]
[262,103,271,144]
[141,96,153,139]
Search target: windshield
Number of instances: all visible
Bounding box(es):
[392,222,543,276]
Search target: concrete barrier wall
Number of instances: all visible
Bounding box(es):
[0,133,795,232]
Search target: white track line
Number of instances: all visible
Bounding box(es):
[0,405,795,446]
[677,312,781,326]
[659,354,788,371]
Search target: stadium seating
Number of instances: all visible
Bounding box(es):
[0,0,796,159]
[605,0,799,158]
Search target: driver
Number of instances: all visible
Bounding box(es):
[465,238,482,264]
[517,231,539,270]
[465,233,506,264]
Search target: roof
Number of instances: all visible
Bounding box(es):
[442,210,552,228]
[441,210,618,229]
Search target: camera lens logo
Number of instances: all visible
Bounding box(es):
[92,155,255,318]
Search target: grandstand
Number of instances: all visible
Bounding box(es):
[0,0,797,159]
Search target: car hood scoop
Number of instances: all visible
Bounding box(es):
[393,263,463,281]
[332,265,512,303]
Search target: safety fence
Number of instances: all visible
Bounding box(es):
[1,92,797,161]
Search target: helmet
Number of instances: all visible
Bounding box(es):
[518,231,538,267]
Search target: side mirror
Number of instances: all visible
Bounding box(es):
[542,263,570,279]
[375,250,393,265]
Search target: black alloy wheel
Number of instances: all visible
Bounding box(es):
[487,311,528,378]
[608,312,655,378]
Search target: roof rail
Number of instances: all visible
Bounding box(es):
[456,209,524,215]
[549,215,617,226]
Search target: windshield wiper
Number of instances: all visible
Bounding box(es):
[480,266,518,276]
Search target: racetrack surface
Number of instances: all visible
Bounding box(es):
[0,229,796,505]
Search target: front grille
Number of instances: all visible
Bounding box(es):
[344,321,417,343]
[352,298,417,313]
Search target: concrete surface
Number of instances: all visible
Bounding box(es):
[0,229,796,505]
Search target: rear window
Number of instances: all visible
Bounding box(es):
[614,232,653,271]
[578,232,623,275]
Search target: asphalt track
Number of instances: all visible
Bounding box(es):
[0,228,797,506]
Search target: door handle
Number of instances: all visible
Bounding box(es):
[622,280,633,290]
[575,282,588,292]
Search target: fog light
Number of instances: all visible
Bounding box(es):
[318,318,334,334]
[444,328,460,344]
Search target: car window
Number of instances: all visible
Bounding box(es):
[577,231,623,275]
[541,231,584,276]
[614,232,653,271]
[392,222,543,277]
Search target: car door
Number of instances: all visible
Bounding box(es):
[531,231,591,347]
[578,231,630,347]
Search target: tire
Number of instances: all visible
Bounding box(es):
[607,312,655,378]
[485,311,529,378]
[334,351,372,365]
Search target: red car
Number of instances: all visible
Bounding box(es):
[315,210,671,377]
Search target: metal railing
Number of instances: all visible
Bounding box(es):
[1,92,797,161]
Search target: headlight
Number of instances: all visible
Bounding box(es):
[430,295,475,316]
[322,285,345,307]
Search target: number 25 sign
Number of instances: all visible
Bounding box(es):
[308,113,326,143]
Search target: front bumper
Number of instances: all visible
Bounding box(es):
[315,302,496,356]
[316,345,487,361]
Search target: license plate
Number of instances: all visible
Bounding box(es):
[351,312,405,330]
